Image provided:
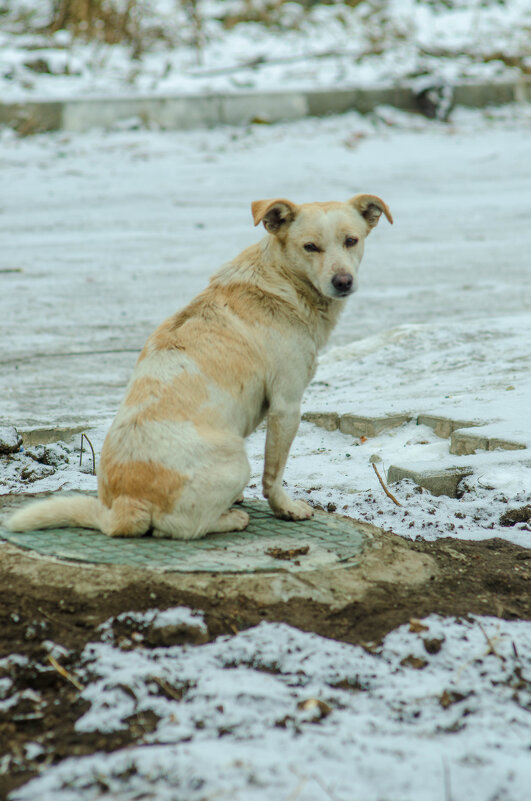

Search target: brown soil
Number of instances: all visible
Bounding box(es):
[1,535,530,799]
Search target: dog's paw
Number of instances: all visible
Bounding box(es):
[209,508,250,534]
[274,499,314,522]
[227,508,250,530]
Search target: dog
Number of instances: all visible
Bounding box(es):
[7,194,392,539]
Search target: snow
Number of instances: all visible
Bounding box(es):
[10,613,531,801]
[1,0,530,102]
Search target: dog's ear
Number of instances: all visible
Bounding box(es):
[349,194,393,231]
[251,198,298,234]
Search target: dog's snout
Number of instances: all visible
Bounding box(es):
[331,272,353,295]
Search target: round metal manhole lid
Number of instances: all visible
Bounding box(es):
[0,494,369,574]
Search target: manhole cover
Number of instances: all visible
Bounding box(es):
[0,494,368,574]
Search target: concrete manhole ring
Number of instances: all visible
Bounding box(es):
[0,494,371,574]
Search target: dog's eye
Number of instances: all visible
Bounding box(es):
[303,243,320,253]
[345,236,359,248]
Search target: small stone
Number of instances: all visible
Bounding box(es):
[400,654,428,670]
[0,425,23,454]
[145,623,208,647]
[296,698,332,721]
[423,637,444,654]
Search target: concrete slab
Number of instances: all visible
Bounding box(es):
[449,429,489,455]
[62,96,222,133]
[339,413,412,438]
[450,427,527,455]
[301,411,340,431]
[416,414,482,439]
[387,464,474,498]
[488,437,527,452]
[0,493,436,610]
[220,92,308,125]
[19,426,88,447]
[0,101,62,136]
[453,80,531,107]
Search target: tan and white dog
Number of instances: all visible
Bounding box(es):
[7,194,392,540]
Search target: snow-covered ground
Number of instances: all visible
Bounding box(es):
[1,0,530,102]
[5,610,530,801]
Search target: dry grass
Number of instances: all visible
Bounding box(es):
[220,0,364,30]
[46,0,141,44]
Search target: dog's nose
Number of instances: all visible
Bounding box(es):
[331,273,353,294]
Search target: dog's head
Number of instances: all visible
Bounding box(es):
[252,195,393,300]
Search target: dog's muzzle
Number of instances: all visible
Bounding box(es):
[331,272,354,296]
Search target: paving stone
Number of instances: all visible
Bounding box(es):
[488,437,527,452]
[417,414,481,439]
[387,464,473,498]
[301,412,340,431]
[339,413,411,438]
[449,429,489,455]
[450,428,527,456]
[19,425,87,447]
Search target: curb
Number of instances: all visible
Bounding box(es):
[1,78,530,135]
[302,410,529,498]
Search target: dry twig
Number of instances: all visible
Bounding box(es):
[150,676,183,701]
[372,462,402,507]
[285,778,308,801]
[79,432,96,475]
[47,654,85,692]
[476,620,505,663]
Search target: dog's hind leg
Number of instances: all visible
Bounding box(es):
[152,505,249,539]
[152,436,251,540]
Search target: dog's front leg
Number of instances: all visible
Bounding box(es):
[263,403,314,521]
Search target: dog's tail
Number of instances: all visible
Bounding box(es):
[5,494,152,538]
